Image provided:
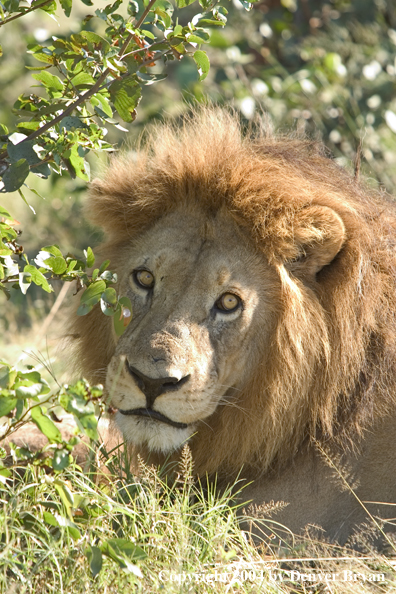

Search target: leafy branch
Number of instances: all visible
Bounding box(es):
[0,0,54,27]
[3,0,158,151]
[0,0,256,339]
[0,206,132,336]
[0,0,247,192]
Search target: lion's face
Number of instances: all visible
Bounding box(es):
[107,207,278,453]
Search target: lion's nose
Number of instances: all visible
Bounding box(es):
[126,362,190,408]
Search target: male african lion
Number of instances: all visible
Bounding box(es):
[73,108,396,544]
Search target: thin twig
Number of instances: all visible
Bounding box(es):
[0,0,53,27]
[99,50,172,91]
[37,282,70,341]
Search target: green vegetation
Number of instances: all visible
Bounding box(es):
[1,0,396,591]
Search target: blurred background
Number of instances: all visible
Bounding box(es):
[1,0,396,371]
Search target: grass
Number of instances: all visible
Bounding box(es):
[2,434,396,594]
[1,305,396,594]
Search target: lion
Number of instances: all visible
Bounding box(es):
[72,108,396,544]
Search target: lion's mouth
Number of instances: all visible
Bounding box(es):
[118,407,189,429]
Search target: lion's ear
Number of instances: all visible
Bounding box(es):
[286,205,346,278]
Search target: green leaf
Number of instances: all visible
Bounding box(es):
[33,0,57,14]
[0,467,12,480]
[41,245,62,257]
[0,206,12,219]
[86,546,103,577]
[79,280,106,306]
[15,383,47,398]
[175,0,196,7]
[53,449,71,471]
[59,0,72,17]
[19,271,32,295]
[7,139,42,168]
[77,302,94,316]
[1,159,30,192]
[67,260,77,272]
[113,296,133,336]
[0,396,17,417]
[196,18,225,26]
[193,50,210,80]
[107,538,147,559]
[54,480,73,519]
[45,256,67,275]
[79,31,111,52]
[84,246,95,268]
[100,287,117,316]
[32,71,63,91]
[68,144,89,181]
[70,72,95,88]
[0,367,14,390]
[20,371,41,382]
[4,0,19,12]
[59,388,95,417]
[60,116,87,132]
[18,188,36,214]
[78,413,98,440]
[104,538,146,561]
[141,29,155,39]
[30,407,63,443]
[91,93,113,118]
[17,121,41,133]
[186,34,208,44]
[0,248,13,256]
[98,259,110,275]
[109,78,142,123]
[43,511,59,527]
[24,264,53,293]
[100,270,117,283]
[100,540,145,575]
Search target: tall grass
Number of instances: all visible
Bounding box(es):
[2,438,396,594]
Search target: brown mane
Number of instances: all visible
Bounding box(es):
[72,108,396,479]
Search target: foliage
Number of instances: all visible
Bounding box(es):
[1,206,132,334]
[193,0,396,192]
[0,0,251,192]
[0,361,103,474]
[1,440,395,592]
[0,0,258,334]
[0,440,271,593]
[2,1,396,590]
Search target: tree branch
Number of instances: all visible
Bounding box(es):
[0,0,54,27]
[3,0,158,150]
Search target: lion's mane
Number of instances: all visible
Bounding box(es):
[73,108,396,479]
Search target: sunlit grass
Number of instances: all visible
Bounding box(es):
[2,439,396,594]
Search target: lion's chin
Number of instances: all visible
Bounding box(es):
[115,410,195,453]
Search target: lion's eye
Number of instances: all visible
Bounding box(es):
[134,269,155,289]
[216,293,241,313]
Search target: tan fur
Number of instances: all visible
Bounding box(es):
[71,108,396,542]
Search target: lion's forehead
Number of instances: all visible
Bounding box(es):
[121,208,271,297]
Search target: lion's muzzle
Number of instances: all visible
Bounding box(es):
[117,361,191,429]
[125,360,191,407]
[118,407,189,429]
